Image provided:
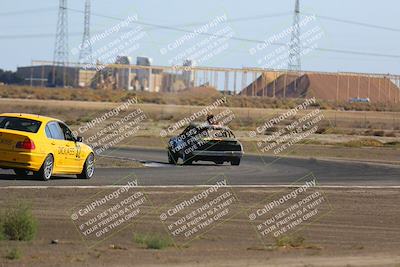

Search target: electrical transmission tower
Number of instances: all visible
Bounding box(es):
[54,0,69,66]
[288,0,301,71]
[79,0,93,64]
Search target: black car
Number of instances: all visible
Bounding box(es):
[167,123,243,165]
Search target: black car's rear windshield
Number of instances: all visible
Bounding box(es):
[0,116,42,133]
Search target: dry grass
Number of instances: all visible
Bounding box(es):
[1,85,400,111]
[341,139,384,148]
[0,98,398,135]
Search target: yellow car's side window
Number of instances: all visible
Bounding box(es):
[46,122,64,140]
[45,125,52,139]
[58,123,76,142]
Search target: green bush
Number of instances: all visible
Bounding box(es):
[275,235,305,248]
[133,233,173,250]
[2,203,37,241]
[5,248,22,260]
[0,222,4,240]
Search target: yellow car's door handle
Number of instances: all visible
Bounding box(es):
[51,142,56,145]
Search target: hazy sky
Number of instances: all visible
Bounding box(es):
[0,0,399,74]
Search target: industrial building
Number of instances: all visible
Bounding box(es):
[16,55,197,92]
[17,65,79,87]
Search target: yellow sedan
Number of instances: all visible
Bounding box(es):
[0,113,94,181]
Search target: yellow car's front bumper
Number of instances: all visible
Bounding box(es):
[0,150,46,171]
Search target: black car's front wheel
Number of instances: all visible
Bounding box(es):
[168,149,179,165]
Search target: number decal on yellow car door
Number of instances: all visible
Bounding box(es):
[75,144,81,159]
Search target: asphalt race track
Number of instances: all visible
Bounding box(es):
[0,147,399,187]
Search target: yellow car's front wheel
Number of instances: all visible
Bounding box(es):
[77,153,95,179]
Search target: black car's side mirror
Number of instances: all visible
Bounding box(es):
[75,136,83,142]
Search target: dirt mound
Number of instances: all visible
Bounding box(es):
[240,73,307,98]
[306,73,398,103]
[239,72,278,96]
[240,73,399,103]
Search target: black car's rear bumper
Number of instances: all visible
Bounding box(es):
[192,151,243,157]
[188,150,243,163]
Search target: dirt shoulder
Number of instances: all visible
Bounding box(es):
[95,156,144,168]
[0,187,399,267]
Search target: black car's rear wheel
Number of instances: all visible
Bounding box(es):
[182,152,193,165]
[182,159,193,165]
[168,149,179,165]
[230,158,241,166]
[14,169,30,177]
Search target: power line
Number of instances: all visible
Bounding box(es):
[67,7,400,59]
[172,12,292,28]
[2,6,398,33]
[0,7,56,16]
[1,6,399,33]
[0,32,81,39]
[0,11,290,37]
[1,7,399,59]
[301,12,400,33]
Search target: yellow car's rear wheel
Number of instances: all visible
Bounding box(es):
[35,154,54,181]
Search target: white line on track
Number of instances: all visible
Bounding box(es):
[1,185,400,189]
